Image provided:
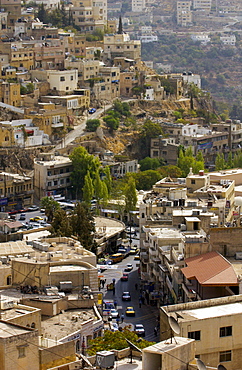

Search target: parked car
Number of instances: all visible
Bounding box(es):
[134,324,145,337]
[109,309,119,319]
[19,214,26,221]
[125,263,133,272]
[88,108,96,114]
[125,306,135,316]
[122,292,131,301]
[121,273,129,281]
[134,254,140,261]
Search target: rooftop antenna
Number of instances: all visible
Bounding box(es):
[168,315,180,344]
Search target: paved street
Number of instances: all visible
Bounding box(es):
[101,251,159,343]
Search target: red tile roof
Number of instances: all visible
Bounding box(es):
[181,251,238,286]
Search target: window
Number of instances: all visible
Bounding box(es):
[70,75,73,81]
[60,76,65,81]
[220,326,232,337]
[47,182,51,187]
[18,346,26,358]
[54,180,58,186]
[191,179,195,184]
[219,350,231,362]
[188,331,200,340]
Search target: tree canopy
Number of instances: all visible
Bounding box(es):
[40,196,60,222]
[69,146,100,199]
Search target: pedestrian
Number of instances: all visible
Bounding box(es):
[112,286,115,295]
[114,300,117,309]
[121,313,124,323]
[116,317,120,325]
[154,326,157,336]
[135,283,138,290]
[139,299,142,308]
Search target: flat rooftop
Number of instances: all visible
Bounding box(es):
[0,321,32,338]
[41,308,97,340]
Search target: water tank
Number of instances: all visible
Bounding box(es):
[96,351,115,369]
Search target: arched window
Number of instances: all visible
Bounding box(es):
[31,322,35,328]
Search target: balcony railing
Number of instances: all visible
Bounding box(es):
[182,283,196,299]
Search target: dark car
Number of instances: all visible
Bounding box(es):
[122,291,131,301]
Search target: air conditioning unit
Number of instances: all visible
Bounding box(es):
[96,351,115,368]
[235,252,242,260]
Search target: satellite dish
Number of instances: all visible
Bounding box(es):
[218,365,227,370]
[196,358,207,370]
[168,315,181,335]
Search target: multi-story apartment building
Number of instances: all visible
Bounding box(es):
[0,171,34,211]
[93,66,120,100]
[31,69,78,94]
[132,0,146,12]
[25,102,68,141]
[103,33,141,62]
[71,0,107,32]
[193,0,211,11]
[0,81,21,106]
[160,295,242,369]
[64,57,100,83]
[34,39,65,69]
[177,1,192,26]
[1,0,21,33]
[0,42,34,70]
[41,90,90,113]
[34,154,72,199]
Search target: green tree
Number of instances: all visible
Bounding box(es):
[69,146,100,199]
[226,152,233,169]
[177,147,204,177]
[37,3,48,23]
[40,196,60,222]
[71,202,96,250]
[103,116,119,132]
[86,119,100,132]
[50,208,72,237]
[139,157,161,171]
[132,170,161,190]
[215,152,225,170]
[87,329,155,356]
[140,120,163,158]
[26,83,34,94]
[102,166,112,195]
[83,171,94,204]
[124,177,137,217]
[158,165,183,178]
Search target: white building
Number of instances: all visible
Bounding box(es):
[33,0,60,9]
[132,0,146,12]
[220,34,236,46]
[47,70,78,93]
[182,72,201,89]
[191,33,211,44]
[0,119,49,147]
[139,35,158,43]
[193,0,211,11]
[182,124,210,137]
[144,87,154,100]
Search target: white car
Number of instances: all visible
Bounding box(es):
[134,324,145,337]
[125,263,133,272]
[109,309,119,319]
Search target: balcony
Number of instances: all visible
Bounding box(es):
[143,240,149,248]
[52,122,64,128]
[140,252,148,263]
[149,247,157,257]
[182,282,197,299]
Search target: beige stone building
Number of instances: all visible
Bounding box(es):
[12,237,98,292]
[160,295,242,369]
[0,321,39,370]
[34,153,72,199]
[103,33,141,62]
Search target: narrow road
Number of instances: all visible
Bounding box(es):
[53,105,112,151]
